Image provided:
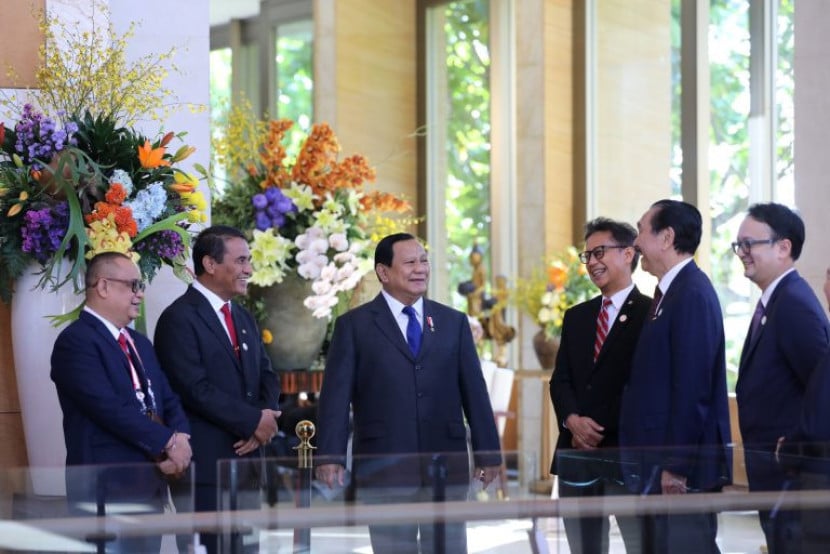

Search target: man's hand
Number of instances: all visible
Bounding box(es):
[474,465,501,489]
[315,463,346,489]
[253,409,282,445]
[566,414,605,449]
[160,432,192,477]
[233,437,260,456]
[661,469,687,495]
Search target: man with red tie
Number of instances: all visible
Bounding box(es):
[155,225,281,554]
[551,217,651,554]
[51,251,191,553]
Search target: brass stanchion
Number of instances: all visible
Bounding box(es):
[293,420,316,552]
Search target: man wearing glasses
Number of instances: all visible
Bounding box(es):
[733,203,829,553]
[51,251,192,553]
[551,217,651,554]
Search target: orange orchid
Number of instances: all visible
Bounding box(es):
[137,140,170,169]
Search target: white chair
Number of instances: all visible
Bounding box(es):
[480,359,497,397]
[490,367,514,437]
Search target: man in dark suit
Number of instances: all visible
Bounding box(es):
[733,203,829,553]
[774,265,830,553]
[551,217,651,554]
[315,232,501,554]
[620,199,732,553]
[51,251,192,553]
[154,225,281,554]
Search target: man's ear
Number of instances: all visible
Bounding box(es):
[376,264,389,283]
[202,255,216,274]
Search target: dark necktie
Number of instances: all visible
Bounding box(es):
[748,300,765,343]
[648,285,663,319]
[402,305,422,356]
[594,298,613,362]
[221,302,240,357]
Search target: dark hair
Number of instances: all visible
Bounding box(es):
[584,217,640,271]
[374,233,416,268]
[747,202,805,260]
[649,199,702,255]
[193,225,246,275]
[85,252,132,288]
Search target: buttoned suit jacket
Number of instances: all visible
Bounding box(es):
[154,286,280,487]
[619,261,732,493]
[736,270,829,490]
[550,287,651,480]
[316,294,501,489]
[51,311,189,503]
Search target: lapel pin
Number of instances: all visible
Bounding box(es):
[242,343,248,352]
[242,328,247,335]
[427,316,435,332]
[619,314,628,323]
[761,316,767,326]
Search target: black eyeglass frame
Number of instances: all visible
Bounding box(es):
[730,238,778,256]
[578,245,629,264]
[89,277,147,294]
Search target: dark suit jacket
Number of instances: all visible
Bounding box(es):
[51,311,189,503]
[736,270,829,490]
[550,287,651,480]
[619,261,732,493]
[316,294,501,489]
[154,286,280,487]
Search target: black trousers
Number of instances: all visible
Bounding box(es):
[559,478,644,554]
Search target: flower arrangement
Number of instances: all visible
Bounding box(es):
[0,5,207,307]
[511,246,596,338]
[212,103,414,320]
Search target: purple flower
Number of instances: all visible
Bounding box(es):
[13,104,77,168]
[252,193,268,210]
[20,202,69,264]
[134,229,185,260]
[255,212,271,231]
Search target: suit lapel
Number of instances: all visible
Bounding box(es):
[370,295,415,360]
[593,288,641,367]
[187,287,243,372]
[739,271,796,369]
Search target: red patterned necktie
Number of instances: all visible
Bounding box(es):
[221,302,240,357]
[594,298,613,362]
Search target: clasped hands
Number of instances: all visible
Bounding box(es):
[157,432,192,478]
[234,408,282,456]
[566,414,605,450]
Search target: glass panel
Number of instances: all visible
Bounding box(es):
[427,0,492,311]
[210,47,232,191]
[708,0,752,390]
[275,18,314,154]
[774,0,795,205]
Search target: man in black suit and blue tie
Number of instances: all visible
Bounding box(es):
[620,199,732,554]
[315,232,501,554]
[733,203,829,553]
[551,217,651,554]
[51,251,192,553]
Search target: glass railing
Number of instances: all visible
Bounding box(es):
[2,441,830,552]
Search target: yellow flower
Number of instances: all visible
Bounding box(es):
[261,329,273,344]
[85,214,139,262]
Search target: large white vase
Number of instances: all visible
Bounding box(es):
[11,264,84,496]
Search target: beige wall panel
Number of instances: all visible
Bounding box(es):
[317,0,417,206]
[0,303,21,412]
[0,1,44,88]
[595,0,671,225]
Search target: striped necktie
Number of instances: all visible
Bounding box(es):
[594,298,613,362]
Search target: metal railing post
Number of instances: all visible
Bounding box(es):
[293,420,316,552]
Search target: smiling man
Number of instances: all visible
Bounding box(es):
[733,203,829,554]
[154,225,281,554]
[51,252,191,553]
[550,217,651,554]
[315,232,501,554]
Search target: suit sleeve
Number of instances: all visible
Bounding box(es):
[135,336,190,436]
[316,315,357,464]
[154,306,263,440]
[51,329,171,457]
[457,313,502,467]
[665,283,724,475]
[551,309,579,429]
[777,294,830,390]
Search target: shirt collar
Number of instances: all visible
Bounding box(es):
[657,257,694,296]
[605,282,636,310]
[760,267,796,307]
[83,305,122,340]
[192,279,229,312]
[381,290,424,317]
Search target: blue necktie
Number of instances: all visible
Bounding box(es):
[402,306,422,356]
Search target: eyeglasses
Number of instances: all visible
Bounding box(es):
[730,238,777,255]
[578,245,629,264]
[95,277,147,294]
